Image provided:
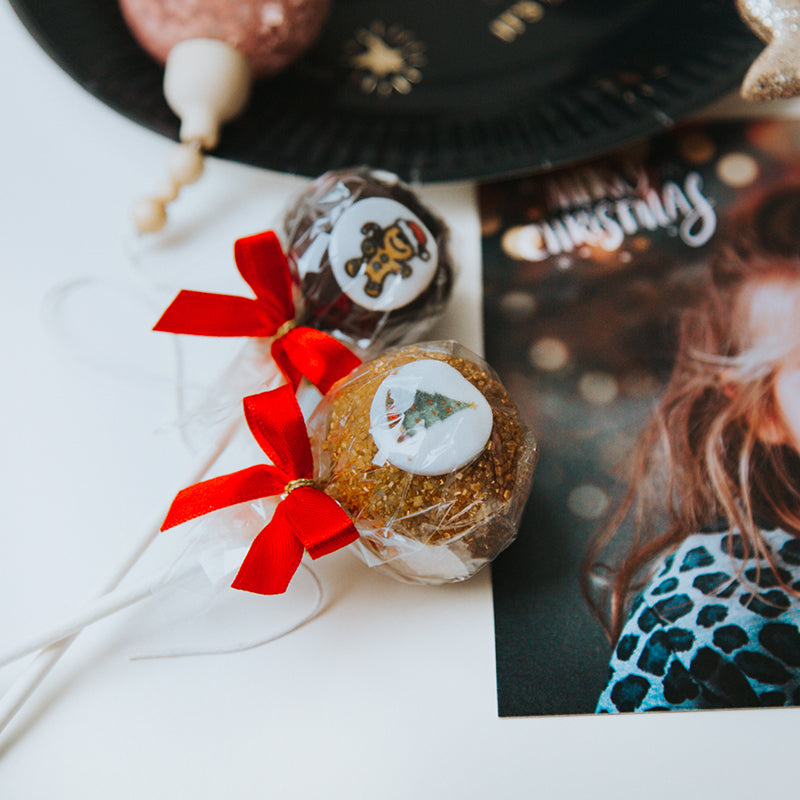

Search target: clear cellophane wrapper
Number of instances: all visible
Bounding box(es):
[307,341,538,585]
[282,167,456,355]
[176,336,344,451]
[129,493,328,658]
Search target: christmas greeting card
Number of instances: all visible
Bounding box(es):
[482,119,800,716]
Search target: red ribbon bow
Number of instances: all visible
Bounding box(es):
[160,384,359,594]
[153,230,361,394]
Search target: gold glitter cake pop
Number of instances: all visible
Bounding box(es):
[308,341,538,585]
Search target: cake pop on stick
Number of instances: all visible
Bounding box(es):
[162,341,536,592]
[155,168,455,353]
[119,0,332,233]
[0,342,537,683]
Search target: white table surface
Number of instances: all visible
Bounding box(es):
[2,4,799,797]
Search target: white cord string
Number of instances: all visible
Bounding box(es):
[0,557,326,666]
[39,278,181,386]
[0,563,200,668]
[130,561,325,660]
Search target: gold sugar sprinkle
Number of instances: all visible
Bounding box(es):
[320,347,531,558]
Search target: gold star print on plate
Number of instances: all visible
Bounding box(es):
[737,0,800,100]
[343,20,426,96]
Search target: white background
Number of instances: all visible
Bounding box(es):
[1,3,799,797]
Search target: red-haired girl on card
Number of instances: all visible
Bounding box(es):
[585,202,800,712]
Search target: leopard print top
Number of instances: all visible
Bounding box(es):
[596,526,800,712]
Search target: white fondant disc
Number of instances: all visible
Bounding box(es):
[369,359,493,475]
[327,198,438,311]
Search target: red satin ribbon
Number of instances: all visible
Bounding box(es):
[153,229,361,393]
[161,385,359,594]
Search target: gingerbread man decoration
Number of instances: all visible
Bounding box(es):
[344,218,431,298]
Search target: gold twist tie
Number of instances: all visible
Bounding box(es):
[281,477,316,500]
[275,319,298,340]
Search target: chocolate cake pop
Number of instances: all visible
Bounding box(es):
[283,167,455,352]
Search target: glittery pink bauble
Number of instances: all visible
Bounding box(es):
[119,0,331,78]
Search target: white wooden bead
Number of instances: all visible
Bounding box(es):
[168,142,205,185]
[129,39,252,233]
[154,178,180,203]
[132,197,167,234]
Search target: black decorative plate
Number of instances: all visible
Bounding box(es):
[10,0,760,182]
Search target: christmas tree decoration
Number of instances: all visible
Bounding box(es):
[372,359,492,474]
[736,0,800,100]
[387,389,476,442]
[119,0,332,233]
[283,167,455,353]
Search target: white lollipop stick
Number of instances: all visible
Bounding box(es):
[0,556,325,666]
[0,563,199,669]
[0,365,292,734]
[132,39,252,234]
[0,413,241,735]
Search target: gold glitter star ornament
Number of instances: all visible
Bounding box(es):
[737,0,800,100]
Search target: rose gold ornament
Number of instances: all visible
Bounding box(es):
[119,0,330,79]
[118,0,331,233]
